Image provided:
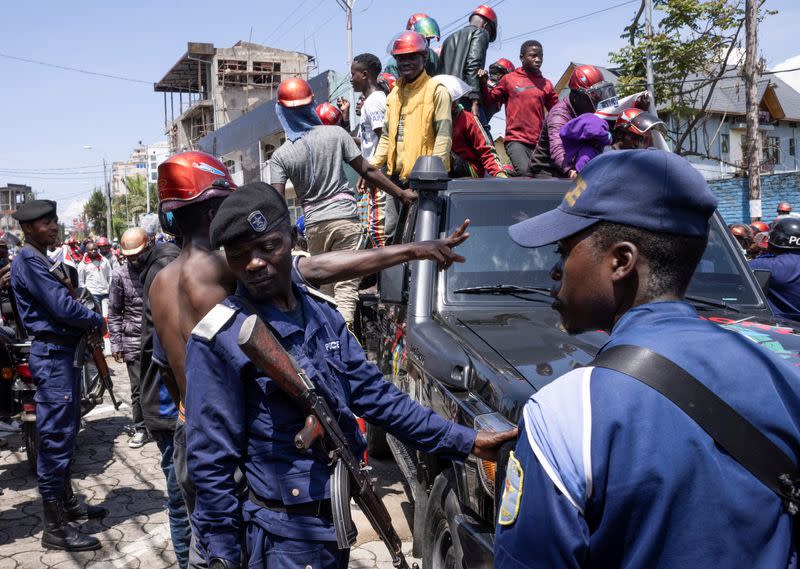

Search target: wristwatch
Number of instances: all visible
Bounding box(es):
[208,559,238,569]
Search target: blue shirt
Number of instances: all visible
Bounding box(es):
[495,301,800,568]
[750,252,800,321]
[185,284,476,564]
[11,246,103,338]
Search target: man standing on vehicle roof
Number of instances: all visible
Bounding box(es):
[268,77,414,325]
[495,150,800,567]
[185,182,516,569]
[749,216,800,322]
[11,200,107,552]
[438,4,497,121]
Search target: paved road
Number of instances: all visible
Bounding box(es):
[0,360,420,568]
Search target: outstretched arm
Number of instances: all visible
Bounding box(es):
[296,220,470,287]
[349,155,415,206]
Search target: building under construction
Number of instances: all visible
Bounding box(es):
[155,41,313,153]
[0,183,33,233]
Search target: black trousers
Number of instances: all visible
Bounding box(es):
[505,140,536,177]
[126,360,145,432]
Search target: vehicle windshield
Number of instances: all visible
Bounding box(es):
[445,192,761,307]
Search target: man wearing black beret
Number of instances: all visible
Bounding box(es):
[11,200,107,551]
[184,182,515,569]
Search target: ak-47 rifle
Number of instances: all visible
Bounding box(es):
[48,262,120,410]
[238,313,418,569]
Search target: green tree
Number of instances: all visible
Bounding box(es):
[113,174,158,228]
[609,0,772,157]
[83,189,108,236]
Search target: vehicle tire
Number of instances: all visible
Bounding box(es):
[423,470,465,569]
[366,423,391,459]
[23,421,38,475]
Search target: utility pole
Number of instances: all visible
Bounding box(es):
[644,0,656,113]
[336,0,357,122]
[102,158,113,238]
[744,0,762,221]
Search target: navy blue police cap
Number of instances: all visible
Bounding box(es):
[509,149,718,248]
[210,182,290,249]
[12,199,57,223]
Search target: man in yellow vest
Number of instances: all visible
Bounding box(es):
[371,30,452,239]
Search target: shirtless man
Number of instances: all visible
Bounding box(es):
[149,154,469,565]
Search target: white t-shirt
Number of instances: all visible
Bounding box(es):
[359,90,387,161]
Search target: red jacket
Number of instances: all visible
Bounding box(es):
[482,68,558,146]
[452,107,509,177]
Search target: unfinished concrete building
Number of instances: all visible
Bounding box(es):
[155,41,313,153]
[0,183,33,232]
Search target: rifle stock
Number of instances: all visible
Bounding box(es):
[238,313,415,569]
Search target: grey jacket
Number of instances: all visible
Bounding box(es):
[108,263,144,362]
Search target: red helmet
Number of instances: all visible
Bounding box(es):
[379,72,397,92]
[406,12,429,30]
[490,58,515,75]
[315,102,342,126]
[277,77,314,108]
[388,31,428,56]
[66,236,78,246]
[614,108,666,136]
[157,151,236,212]
[569,65,605,91]
[750,221,770,233]
[471,4,498,41]
[96,236,110,247]
[777,201,793,214]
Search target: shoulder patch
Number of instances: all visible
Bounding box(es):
[191,304,238,341]
[498,451,524,526]
[305,286,337,307]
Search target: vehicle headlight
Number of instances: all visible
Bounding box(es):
[474,412,516,497]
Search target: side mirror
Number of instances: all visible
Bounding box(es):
[752,269,771,294]
[379,263,406,304]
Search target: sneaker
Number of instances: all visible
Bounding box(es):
[0,419,21,433]
[128,431,152,449]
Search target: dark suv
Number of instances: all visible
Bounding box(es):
[356,160,800,568]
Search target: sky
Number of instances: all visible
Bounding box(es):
[1,0,798,225]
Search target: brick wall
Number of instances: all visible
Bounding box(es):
[709,171,800,224]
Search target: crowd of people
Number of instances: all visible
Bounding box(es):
[3,4,800,569]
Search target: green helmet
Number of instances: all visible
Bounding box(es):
[413,17,440,41]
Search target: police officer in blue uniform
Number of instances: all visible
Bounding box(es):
[184,183,515,569]
[749,216,800,321]
[11,200,107,551]
[495,151,800,567]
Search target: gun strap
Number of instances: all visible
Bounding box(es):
[592,344,800,512]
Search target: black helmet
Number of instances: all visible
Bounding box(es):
[769,217,800,250]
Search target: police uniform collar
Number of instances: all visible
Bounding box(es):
[606,300,698,342]
[233,283,326,340]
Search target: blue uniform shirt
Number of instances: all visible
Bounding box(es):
[12,246,103,338]
[495,301,800,568]
[750,252,800,321]
[185,284,476,564]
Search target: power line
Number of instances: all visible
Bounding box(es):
[262,0,312,44]
[291,5,341,52]
[272,0,327,47]
[0,164,104,172]
[501,0,639,43]
[0,52,152,85]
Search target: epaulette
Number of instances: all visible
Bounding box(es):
[304,286,337,308]
[191,303,238,341]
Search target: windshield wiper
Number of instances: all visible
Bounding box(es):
[684,294,740,313]
[453,285,553,302]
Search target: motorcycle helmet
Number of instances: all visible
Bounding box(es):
[569,65,617,112]
[470,4,498,42]
[777,202,793,214]
[315,102,343,126]
[769,217,800,250]
[379,72,397,92]
[750,221,770,234]
[412,17,440,41]
[277,77,314,108]
[96,236,110,247]
[157,151,236,212]
[406,13,429,30]
[387,31,429,56]
[614,108,667,136]
[489,58,515,76]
